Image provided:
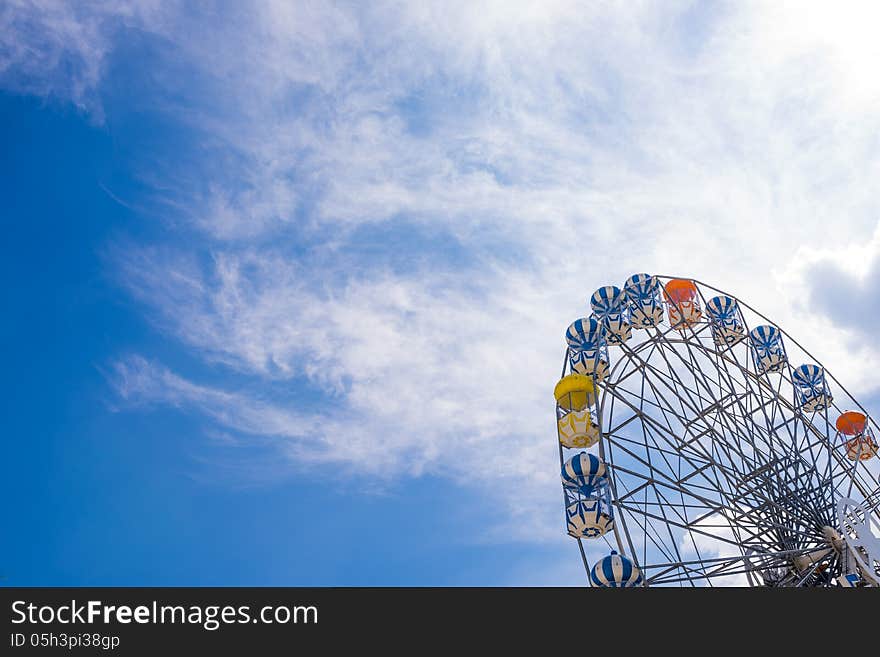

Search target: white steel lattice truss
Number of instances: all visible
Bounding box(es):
[558,276,880,587]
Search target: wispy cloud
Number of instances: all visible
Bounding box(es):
[110,355,319,441]
[108,246,573,539]
[0,0,174,117]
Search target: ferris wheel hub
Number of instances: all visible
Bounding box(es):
[820,525,845,551]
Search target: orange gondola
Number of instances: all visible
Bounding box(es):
[835,411,878,461]
[663,278,702,330]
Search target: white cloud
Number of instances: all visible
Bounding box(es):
[110,246,575,540]
[110,354,319,440]
[7,0,880,578]
[0,0,173,116]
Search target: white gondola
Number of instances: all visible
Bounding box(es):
[590,286,632,345]
[565,317,610,382]
[749,325,787,374]
[846,435,879,461]
[557,409,601,449]
[562,452,613,538]
[706,295,745,346]
[623,273,664,328]
[792,364,833,413]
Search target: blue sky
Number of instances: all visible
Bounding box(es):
[0,95,580,585]
[3,1,880,586]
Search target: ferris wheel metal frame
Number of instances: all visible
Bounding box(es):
[557,275,880,587]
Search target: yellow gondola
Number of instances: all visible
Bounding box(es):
[554,374,596,411]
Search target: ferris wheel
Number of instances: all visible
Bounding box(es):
[554,274,880,587]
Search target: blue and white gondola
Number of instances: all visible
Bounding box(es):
[706,295,745,346]
[566,499,614,539]
[565,316,610,382]
[792,364,833,413]
[590,551,643,588]
[562,452,613,538]
[623,273,664,328]
[749,325,787,374]
[590,286,632,345]
[561,452,607,496]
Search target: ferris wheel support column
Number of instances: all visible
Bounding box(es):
[576,539,593,587]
